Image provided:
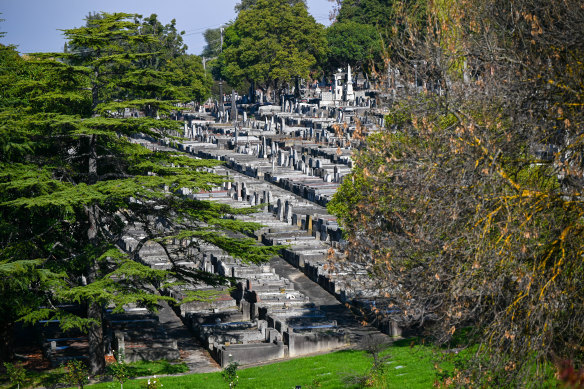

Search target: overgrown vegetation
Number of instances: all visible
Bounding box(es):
[329,0,584,386]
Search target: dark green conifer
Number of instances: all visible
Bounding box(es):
[0,13,277,373]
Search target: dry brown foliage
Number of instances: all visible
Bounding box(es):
[329,0,584,385]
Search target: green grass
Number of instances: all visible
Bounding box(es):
[113,360,189,376]
[1,339,474,388]
[0,360,188,389]
[85,339,449,389]
[1,338,561,388]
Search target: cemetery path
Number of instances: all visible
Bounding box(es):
[157,301,221,373]
[269,256,391,347]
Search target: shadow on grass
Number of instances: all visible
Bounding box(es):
[1,360,189,389]
[127,360,188,377]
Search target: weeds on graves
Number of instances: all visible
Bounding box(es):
[2,363,27,389]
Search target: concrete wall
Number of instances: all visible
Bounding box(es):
[284,330,348,358]
[217,342,287,367]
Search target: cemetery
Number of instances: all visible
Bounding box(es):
[1,0,579,386]
[125,69,402,368]
[24,64,403,373]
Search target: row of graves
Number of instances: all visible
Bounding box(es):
[38,302,180,367]
[153,128,404,353]
[170,89,406,341]
[35,220,182,366]
[179,100,386,208]
[118,204,350,367]
[192,89,405,335]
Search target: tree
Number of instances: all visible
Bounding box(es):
[325,21,382,73]
[0,13,279,375]
[220,0,327,101]
[0,43,91,363]
[132,14,187,70]
[65,12,209,109]
[163,54,213,103]
[201,27,223,59]
[329,0,584,385]
[334,0,427,64]
[66,13,187,71]
[234,0,305,13]
[3,362,27,389]
[335,0,396,31]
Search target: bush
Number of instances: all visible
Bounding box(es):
[222,361,239,388]
[107,353,131,389]
[3,363,27,389]
[62,360,89,389]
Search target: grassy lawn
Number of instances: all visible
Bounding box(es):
[0,360,188,389]
[1,339,478,388]
[83,339,449,389]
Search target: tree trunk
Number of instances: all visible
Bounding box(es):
[0,322,14,363]
[274,81,281,105]
[249,80,256,104]
[92,71,99,110]
[88,134,97,185]
[85,202,105,375]
[87,130,104,374]
[87,300,105,375]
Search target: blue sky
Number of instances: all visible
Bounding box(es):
[0,0,334,55]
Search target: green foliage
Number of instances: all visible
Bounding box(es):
[123,360,188,377]
[334,0,428,66]
[222,362,240,388]
[220,0,327,93]
[336,0,397,30]
[201,28,223,58]
[165,231,280,264]
[58,12,209,109]
[384,104,412,129]
[325,21,382,72]
[107,353,130,389]
[62,360,89,389]
[162,55,213,103]
[131,14,187,69]
[107,364,130,389]
[0,11,275,374]
[235,0,306,13]
[3,363,27,389]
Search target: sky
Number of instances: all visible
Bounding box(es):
[0,0,334,55]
